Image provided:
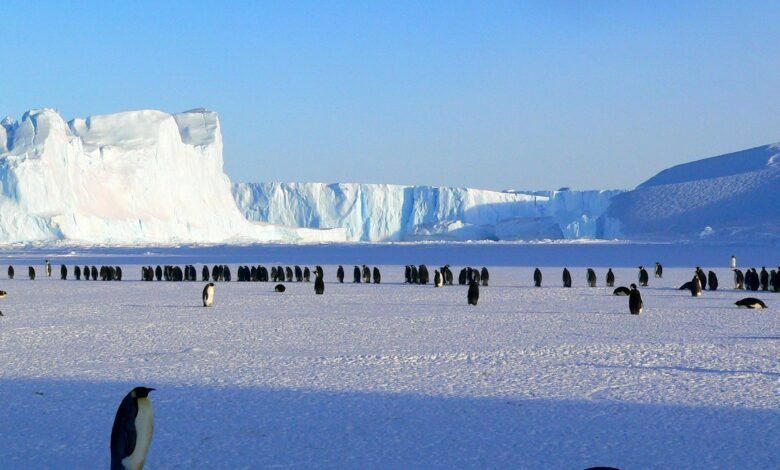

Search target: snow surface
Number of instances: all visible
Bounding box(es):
[0,109,345,245]
[232,183,621,242]
[1,244,778,468]
[606,143,780,241]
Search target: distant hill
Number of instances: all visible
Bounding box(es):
[605,143,780,242]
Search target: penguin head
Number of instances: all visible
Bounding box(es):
[131,387,155,398]
[630,283,638,290]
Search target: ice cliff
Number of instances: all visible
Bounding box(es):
[605,143,780,242]
[232,182,621,242]
[0,108,345,244]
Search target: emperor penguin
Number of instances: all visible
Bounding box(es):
[695,267,707,290]
[562,268,572,288]
[730,255,737,269]
[613,286,631,296]
[480,267,489,286]
[760,267,769,291]
[28,266,35,280]
[7,265,14,280]
[303,267,311,282]
[733,269,745,289]
[74,265,81,280]
[353,266,361,283]
[434,270,444,287]
[638,266,649,287]
[735,297,767,309]
[111,386,155,470]
[606,268,615,287]
[467,280,480,306]
[691,274,702,297]
[628,284,643,315]
[337,265,345,283]
[533,268,542,287]
[586,268,597,287]
[60,264,67,280]
[373,267,381,284]
[202,283,215,307]
[708,271,718,291]
[654,262,663,278]
[362,265,371,283]
[202,265,210,282]
[45,259,52,277]
[314,271,325,295]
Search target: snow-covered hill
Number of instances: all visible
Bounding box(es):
[0,109,345,245]
[232,182,621,242]
[605,143,780,241]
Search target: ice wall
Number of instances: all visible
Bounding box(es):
[232,182,621,242]
[0,109,345,245]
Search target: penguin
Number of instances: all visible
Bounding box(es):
[74,265,81,280]
[760,267,769,291]
[202,283,215,307]
[110,386,155,470]
[362,265,371,283]
[480,267,489,287]
[638,266,649,287]
[223,265,231,282]
[285,266,294,282]
[353,266,361,283]
[404,265,412,284]
[337,265,345,283]
[0,290,8,298]
[733,269,744,289]
[434,270,443,287]
[707,271,718,291]
[84,266,91,281]
[314,271,325,295]
[294,266,302,282]
[445,267,453,285]
[533,268,542,287]
[735,297,767,309]
[60,264,67,280]
[100,266,108,281]
[373,267,381,284]
[679,280,694,291]
[410,265,419,284]
[458,268,467,285]
[467,280,479,306]
[274,284,286,292]
[7,265,14,280]
[419,265,429,285]
[91,266,99,281]
[690,274,702,297]
[773,269,780,292]
[45,259,51,277]
[28,266,35,280]
[730,255,737,269]
[315,266,324,279]
[470,268,479,285]
[749,268,760,291]
[613,286,631,296]
[586,268,597,287]
[654,262,663,278]
[695,267,707,290]
[202,265,209,282]
[155,266,163,281]
[303,267,311,282]
[116,266,123,281]
[605,268,615,287]
[628,284,643,315]
[562,268,572,288]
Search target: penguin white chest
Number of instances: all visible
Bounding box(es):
[123,397,154,470]
[204,285,215,307]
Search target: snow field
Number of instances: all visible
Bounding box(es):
[0,262,778,468]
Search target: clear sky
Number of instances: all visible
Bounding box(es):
[2,1,779,190]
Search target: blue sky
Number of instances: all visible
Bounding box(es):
[2,1,779,190]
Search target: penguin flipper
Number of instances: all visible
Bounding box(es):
[110,395,138,469]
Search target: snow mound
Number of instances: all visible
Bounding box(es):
[0,109,345,245]
[232,182,621,241]
[606,143,780,241]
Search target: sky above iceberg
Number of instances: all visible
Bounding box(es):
[1,1,779,191]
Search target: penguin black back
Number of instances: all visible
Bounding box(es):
[110,386,155,470]
[480,267,489,287]
[373,267,381,284]
[60,264,67,280]
[562,268,571,288]
[28,266,35,280]
[707,271,718,291]
[638,267,649,286]
[533,268,542,287]
[337,265,345,283]
[467,280,479,306]
[735,297,767,309]
[586,268,597,287]
[314,272,325,294]
[606,268,615,287]
[628,284,643,315]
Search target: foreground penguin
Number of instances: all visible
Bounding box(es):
[467,280,479,306]
[314,271,325,295]
[202,283,215,307]
[434,270,444,287]
[735,297,767,309]
[613,286,631,296]
[628,284,643,315]
[690,274,703,297]
[111,386,155,470]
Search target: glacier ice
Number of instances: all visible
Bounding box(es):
[232,182,622,242]
[0,108,345,245]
